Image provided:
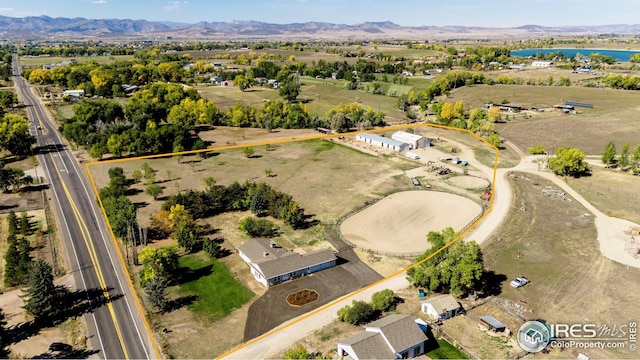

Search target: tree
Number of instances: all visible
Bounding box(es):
[337,300,375,325]
[602,141,616,166]
[264,168,273,177]
[242,146,255,158]
[234,75,252,92]
[487,106,501,122]
[0,114,36,156]
[487,133,502,148]
[6,210,17,235]
[0,309,10,359]
[132,169,143,184]
[371,289,396,312]
[0,162,25,192]
[4,235,21,287]
[138,246,179,287]
[203,237,223,258]
[168,204,191,228]
[549,146,589,178]
[439,102,455,123]
[632,144,640,175]
[102,195,137,239]
[22,260,63,325]
[20,211,29,236]
[529,145,547,155]
[173,220,199,252]
[279,82,301,103]
[204,176,217,191]
[283,344,309,360]
[145,184,163,200]
[619,143,630,169]
[145,277,169,313]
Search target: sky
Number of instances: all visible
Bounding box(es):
[0,0,638,28]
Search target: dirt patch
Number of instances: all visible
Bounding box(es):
[447,175,491,190]
[340,191,482,255]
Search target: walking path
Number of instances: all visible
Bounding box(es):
[222,139,640,359]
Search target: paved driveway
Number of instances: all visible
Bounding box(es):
[243,248,382,341]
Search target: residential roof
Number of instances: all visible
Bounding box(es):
[480,316,506,330]
[365,314,428,353]
[238,238,336,280]
[422,294,461,314]
[392,131,424,143]
[338,331,395,359]
[255,248,336,279]
[356,133,407,148]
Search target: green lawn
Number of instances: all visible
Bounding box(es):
[176,254,254,321]
[426,339,469,360]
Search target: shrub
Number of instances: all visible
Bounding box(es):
[238,217,279,237]
[529,145,547,155]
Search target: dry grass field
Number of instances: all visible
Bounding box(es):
[448,84,640,155]
[482,171,640,359]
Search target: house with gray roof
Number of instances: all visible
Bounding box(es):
[337,314,429,360]
[237,238,336,287]
[421,294,464,321]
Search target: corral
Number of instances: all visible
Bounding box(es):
[339,191,482,255]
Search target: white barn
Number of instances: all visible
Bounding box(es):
[531,61,553,68]
[391,131,429,149]
[355,133,409,152]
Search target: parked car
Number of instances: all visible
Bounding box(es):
[510,277,530,288]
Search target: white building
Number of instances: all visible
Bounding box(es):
[531,61,553,68]
[355,133,409,152]
[391,131,429,149]
[421,294,464,321]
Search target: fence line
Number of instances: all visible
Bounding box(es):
[333,186,487,258]
[430,322,481,360]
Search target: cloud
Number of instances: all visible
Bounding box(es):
[0,7,48,17]
[163,1,189,11]
[92,0,107,3]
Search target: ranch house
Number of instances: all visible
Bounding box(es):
[355,133,409,152]
[391,131,429,149]
[421,294,464,321]
[237,238,337,287]
[337,314,429,360]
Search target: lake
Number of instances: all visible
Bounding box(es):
[510,48,639,62]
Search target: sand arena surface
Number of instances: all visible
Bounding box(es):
[339,191,482,254]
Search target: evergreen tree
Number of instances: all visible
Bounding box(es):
[145,277,169,313]
[20,211,29,236]
[6,211,17,236]
[16,237,32,284]
[22,260,62,325]
[3,235,20,287]
[0,309,10,359]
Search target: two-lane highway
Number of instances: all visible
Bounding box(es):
[12,55,159,359]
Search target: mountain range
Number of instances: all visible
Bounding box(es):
[1,15,640,40]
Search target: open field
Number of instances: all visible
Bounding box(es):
[569,167,640,224]
[340,191,482,254]
[18,55,135,67]
[196,77,408,122]
[449,84,640,155]
[482,171,640,359]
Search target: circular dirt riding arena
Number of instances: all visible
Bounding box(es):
[340,191,482,255]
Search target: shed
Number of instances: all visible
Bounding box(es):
[421,294,464,321]
[355,133,409,152]
[480,316,506,332]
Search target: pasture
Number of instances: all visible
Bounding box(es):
[448,84,640,154]
[18,55,134,67]
[482,172,640,359]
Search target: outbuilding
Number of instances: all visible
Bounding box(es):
[480,316,507,332]
[392,131,429,149]
[421,294,464,321]
[355,133,409,152]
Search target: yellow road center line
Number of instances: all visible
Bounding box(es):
[47,152,130,360]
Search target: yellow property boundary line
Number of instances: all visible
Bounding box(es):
[85,123,499,359]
